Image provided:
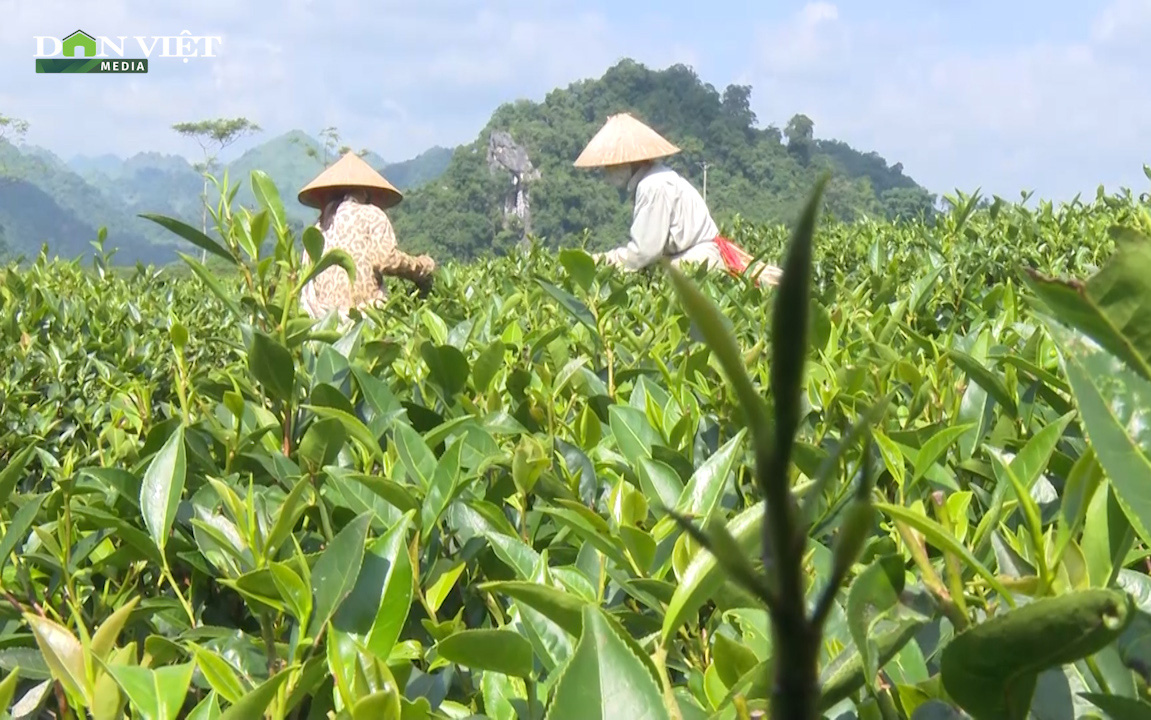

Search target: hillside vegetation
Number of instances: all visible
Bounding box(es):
[2,58,933,267]
[0,141,172,264]
[0,131,452,265]
[391,59,936,259]
[79,131,455,233]
[2,157,1151,718]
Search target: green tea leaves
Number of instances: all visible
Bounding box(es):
[940,589,1134,720]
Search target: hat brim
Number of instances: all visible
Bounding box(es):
[297,151,404,209]
[574,112,681,168]
[298,184,403,210]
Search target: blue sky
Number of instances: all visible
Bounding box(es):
[1,0,1149,202]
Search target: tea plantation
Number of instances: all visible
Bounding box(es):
[2,171,1151,719]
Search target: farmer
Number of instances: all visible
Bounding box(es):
[574,112,781,286]
[297,151,436,321]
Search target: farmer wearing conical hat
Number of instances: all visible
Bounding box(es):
[297,151,436,321]
[574,112,781,286]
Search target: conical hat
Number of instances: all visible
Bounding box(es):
[298,151,403,209]
[573,112,681,168]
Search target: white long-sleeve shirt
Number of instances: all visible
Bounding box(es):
[601,163,721,271]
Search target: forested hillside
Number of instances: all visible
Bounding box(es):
[0,139,175,264]
[0,131,453,264]
[390,59,936,259]
[0,58,934,265]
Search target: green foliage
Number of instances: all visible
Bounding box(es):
[0,130,451,266]
[390,59,936,260]
[2,167,1151,719]
[172,118,263,150]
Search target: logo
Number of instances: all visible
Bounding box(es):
[33,29,222,74]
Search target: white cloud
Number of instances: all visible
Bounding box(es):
[747,0,1151,201]
[0,0,638,162]
[1091,0,1151,47]
[757,1,847,77]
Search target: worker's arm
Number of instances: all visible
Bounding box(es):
[379,249,436,283]
[364,207,436,284]
[612,183,671,271]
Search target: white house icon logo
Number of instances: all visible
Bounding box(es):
[61,30,98,57]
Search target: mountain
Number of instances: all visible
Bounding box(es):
[389,59,937,260]
[64,132,456,247]
[383,147,455,190]
[1,58,935,266]
[0,141,175,264]
[67,153,123,176]
[72,150,206,236]
[0,133,454,265]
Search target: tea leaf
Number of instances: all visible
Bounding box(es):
[24,614,88,704]
[546,605,670,720]
[940,589,1135,720]
[103,661,195,720]
[436,629,534,678]
[309,512,373,638]
[139,213,235,265]
[139,425,186,554]
[248,331,296,403]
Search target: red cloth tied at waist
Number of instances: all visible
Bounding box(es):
[713,235,780,287]
[714,235,751,273]
[709,234,745,270]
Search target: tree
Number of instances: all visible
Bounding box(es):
[721,84,757,129]
[172,117,262,240]
[0,114,30,146]
[292,126,369,165]
[882,186,938,223]
[0,114,30,180]
[784,113,814,143]
[785,113,814,164]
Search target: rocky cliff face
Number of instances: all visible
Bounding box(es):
[486,130,541,239]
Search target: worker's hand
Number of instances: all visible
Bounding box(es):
[752,264,783,287]
[414,274,434,298]
[594,248,625,267]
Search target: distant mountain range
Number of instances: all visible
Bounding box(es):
[0,58,938,267]
[0,131,454,265]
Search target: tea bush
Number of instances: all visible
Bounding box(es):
[2,170,1151,719]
